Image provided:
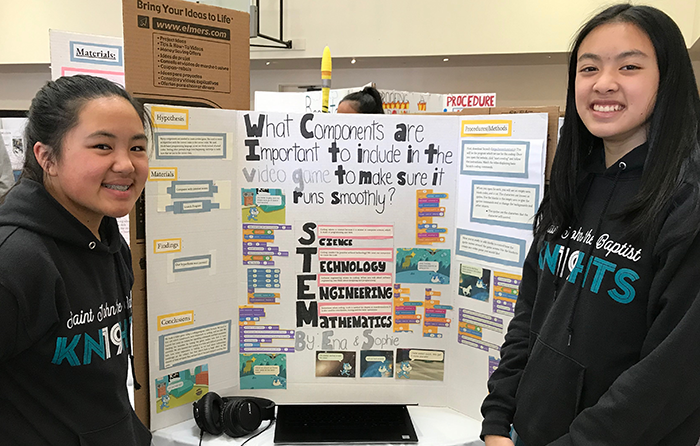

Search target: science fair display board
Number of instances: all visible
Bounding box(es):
[255,87,365,114]
[144,107,547,430]
[49,30,125,86]
[255,90,491,114]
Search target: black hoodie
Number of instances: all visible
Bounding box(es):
[0,179,151,446]
[481,144,700,445]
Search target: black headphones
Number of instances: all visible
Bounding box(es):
[193,392,275,438]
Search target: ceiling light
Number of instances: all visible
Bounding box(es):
[266,61,271,65]
[443,58,449,62]
[351,58,356,64]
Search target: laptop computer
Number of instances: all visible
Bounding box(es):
[273,404,419,444]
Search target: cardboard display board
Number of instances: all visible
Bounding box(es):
[143,107,547,429]
[122,0,250,109]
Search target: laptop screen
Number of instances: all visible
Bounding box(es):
[273,404,418,444]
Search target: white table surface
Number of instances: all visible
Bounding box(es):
[152,405,485,446]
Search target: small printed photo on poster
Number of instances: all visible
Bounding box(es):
[360,350,394,378]
[240,353,287,389]
[395,248,451,284]
[459,264,491,302]
[241,188,286,224]
[395,348,445,381]
[315,351,356,378]
[155,364,209,413]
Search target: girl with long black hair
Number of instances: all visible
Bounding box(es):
[0,75,152,445]
[481,5,700,445]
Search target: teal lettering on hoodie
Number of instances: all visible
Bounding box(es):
[538,242,639,304]
[609,268,639,304]
[82,328,108,365]
[538,242,561,274]
[589,257,616,293]
[52,334,82,366]
[53,319,130,366]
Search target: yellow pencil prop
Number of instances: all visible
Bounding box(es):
[321,46,332,113]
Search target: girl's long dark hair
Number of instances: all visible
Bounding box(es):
[535,4,700,242]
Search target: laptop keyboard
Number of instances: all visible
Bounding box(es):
[274,404,419,444]
[281,405,407,429]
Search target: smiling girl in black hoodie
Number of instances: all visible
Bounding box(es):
[0,76,152,445]
[481,5,700,446]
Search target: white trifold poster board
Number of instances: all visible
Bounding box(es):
[254,90,495,114]
[49,30,125,86]
[255,87,364,114]
[144,106,547,430]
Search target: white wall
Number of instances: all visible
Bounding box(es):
[0,0,124,64]
[2,0,699,64]
[254,0,699,60]
[2,1,700,111]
